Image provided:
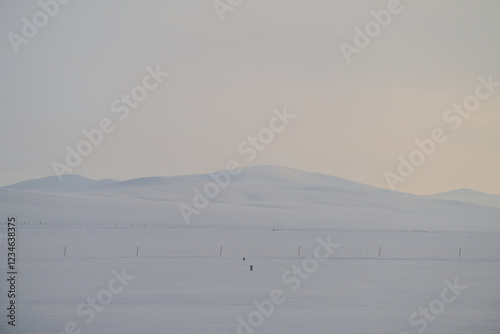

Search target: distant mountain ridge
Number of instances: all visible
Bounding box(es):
[1,166,498,230]
[1,175,118,191]
[430,189,500,210]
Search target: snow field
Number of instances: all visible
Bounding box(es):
[0,228,499,333]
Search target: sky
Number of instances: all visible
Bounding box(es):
[0,0,499,195]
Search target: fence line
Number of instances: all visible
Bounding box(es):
[5,244,500,260]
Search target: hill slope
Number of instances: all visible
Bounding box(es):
[1,175,118,191]
[429,189,500,210]
[1,166,498,230]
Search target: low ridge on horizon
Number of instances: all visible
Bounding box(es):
[0,165,357,190]
[1,165,499,230]
[0,165,497,198]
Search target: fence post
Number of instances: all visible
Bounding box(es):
[458,247,461,258]
[378,246,381,257]
[136,246,139,257]
[298,246,301,257]
[220,246,223,257]
[64,246,67,257]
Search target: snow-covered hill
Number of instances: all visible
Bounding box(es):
[429,188,500,210]
[0,175,118,191]
[1,166,498,230]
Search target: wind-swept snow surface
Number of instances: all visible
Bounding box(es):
[1,228,499,334]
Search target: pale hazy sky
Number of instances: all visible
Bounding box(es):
[1,0,499,195]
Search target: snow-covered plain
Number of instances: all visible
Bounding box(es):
[1,228,499,334]
[1,166,499,333]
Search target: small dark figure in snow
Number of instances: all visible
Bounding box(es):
[250,265,253,271]
[243,257,245,261]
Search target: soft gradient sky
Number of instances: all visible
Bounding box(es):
[0,0,499,194]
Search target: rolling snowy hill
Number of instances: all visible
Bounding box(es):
[1,166,499,230]
[429,188,500,210]
[0,175,118,191]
